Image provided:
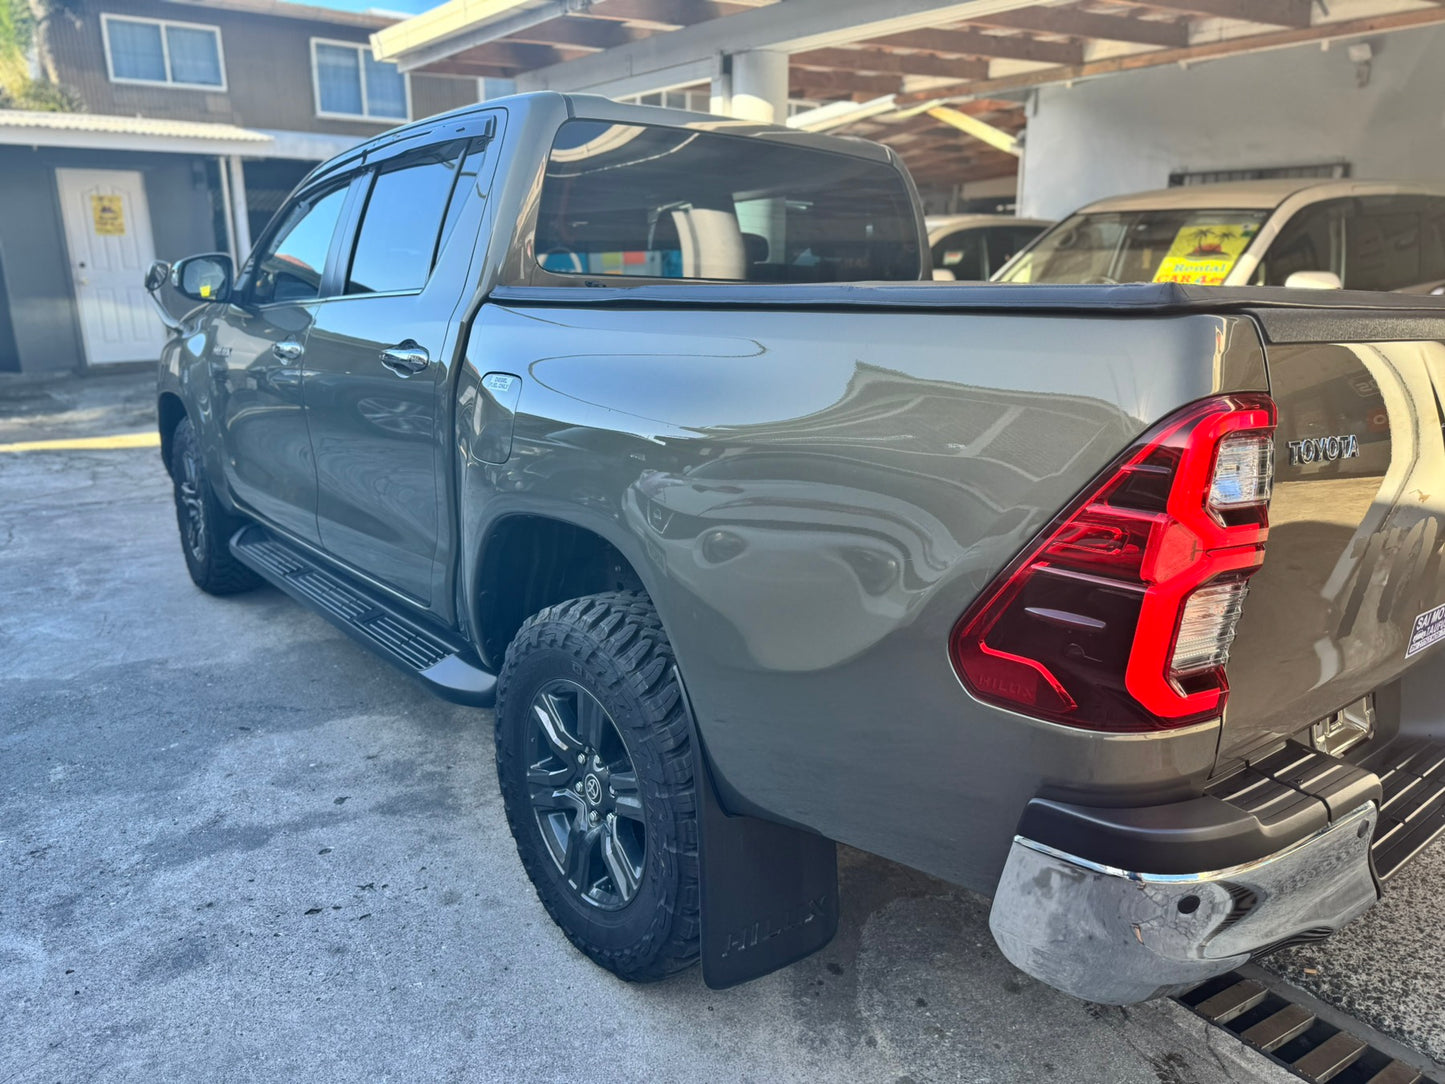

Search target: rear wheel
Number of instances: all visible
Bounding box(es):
[495,592,700,980]
[169,417,261,596]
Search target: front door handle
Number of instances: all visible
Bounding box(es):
[272,340,304,361]
[380,340,430,377]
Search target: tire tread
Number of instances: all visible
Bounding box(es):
[495,591,700,981]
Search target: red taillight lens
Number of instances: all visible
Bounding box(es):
[950,394,1276,732]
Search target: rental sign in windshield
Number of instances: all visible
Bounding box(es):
[1153,223,1259,286]
[1407,601,1445,658]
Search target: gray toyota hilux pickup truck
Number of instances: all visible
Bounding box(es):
[148,92,1445,1005]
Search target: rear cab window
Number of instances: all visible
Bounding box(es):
[533,120,923,283]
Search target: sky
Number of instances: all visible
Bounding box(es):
[291,0,436,15]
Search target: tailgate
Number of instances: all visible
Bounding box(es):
[1222,308,1445,761]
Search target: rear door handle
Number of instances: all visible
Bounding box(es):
[380,340,429,377]
[272,340,304,361]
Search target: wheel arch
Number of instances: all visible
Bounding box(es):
[157,391,187,477]
[470,511,650,673]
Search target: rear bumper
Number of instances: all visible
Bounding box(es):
[989,802,1379,1005]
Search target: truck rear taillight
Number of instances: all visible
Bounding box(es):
[950,394,1276,732]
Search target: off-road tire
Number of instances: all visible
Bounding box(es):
[169,417,262,596]
[495,592,701,981]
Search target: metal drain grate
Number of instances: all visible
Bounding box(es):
[1176,968,1443,1084]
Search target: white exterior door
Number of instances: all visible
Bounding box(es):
[55,168,166,366]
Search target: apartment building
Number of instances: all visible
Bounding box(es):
[0,0,478,373]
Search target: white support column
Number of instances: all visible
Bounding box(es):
[709,52,731,116]
[728,49,788,123]
[226,155,252,262]
[216,156,237,263]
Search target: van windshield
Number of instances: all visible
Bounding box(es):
[998,209,1268,285]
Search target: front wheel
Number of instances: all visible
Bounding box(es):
[495,592,700,981]
[169,417,261,596]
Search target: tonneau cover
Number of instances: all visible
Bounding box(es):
[490,282,1445,342]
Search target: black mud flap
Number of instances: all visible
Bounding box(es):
[698,759,839,989]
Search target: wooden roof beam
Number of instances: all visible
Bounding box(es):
[967,6,1189,48]
[1107,0,1313,29]
[897,5,1445,103]
[789,69,904,97]
[865,26,1083,65]
[792,47,990,80]
[571,0,751,28]
[500,15,650,51]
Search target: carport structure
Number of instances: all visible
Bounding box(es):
[373,0,1445,198]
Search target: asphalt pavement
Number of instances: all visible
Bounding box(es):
[0,370,1433,1084]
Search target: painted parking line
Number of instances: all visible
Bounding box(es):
[0,432,161,453]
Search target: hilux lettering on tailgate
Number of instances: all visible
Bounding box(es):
[1286,433,1360,466]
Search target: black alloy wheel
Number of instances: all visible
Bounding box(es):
[175,431,209,564]
[168,417,261,596]
[527,679,647,909]
[495,592,701,981]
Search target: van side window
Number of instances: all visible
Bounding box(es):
[1260,201,1343,286]
[250,187,347,305]
[345,142,465,295]
[1344,196,1445,291]
[931,228,986,280]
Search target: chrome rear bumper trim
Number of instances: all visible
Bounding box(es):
[989,802,1379,1005]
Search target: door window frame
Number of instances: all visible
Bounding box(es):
[237,177,362,308]
[337,139,472,300]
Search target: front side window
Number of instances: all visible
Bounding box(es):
[103,14,224,89]
[534,121,922,283]
[1000,210,1267,285]
[931,229,987,280]
[346,143,467,295]
[312,39,408,121]
[986,225,1048,278]
[1258,202,1343,286]
[249,187,348,305]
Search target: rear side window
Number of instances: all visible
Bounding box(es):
[250,186,347,305]
[534,120,922,283]
[1344,195,1445,291]
[346,142,466,295]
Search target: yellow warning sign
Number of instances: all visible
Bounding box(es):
[1153,223,1258,286]
[91,194,126,236]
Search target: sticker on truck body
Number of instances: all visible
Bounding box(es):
[1407,601,1445,658]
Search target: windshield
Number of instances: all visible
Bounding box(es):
[997,209,1268,285]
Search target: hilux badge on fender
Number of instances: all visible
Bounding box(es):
[1286,434,1360,466]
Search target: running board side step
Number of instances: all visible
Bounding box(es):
[230,525,496,707]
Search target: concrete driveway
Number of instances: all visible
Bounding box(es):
[0,372,1429,1084]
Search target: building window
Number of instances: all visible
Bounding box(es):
[1169,162,1350,187]
[311,39,409,121]
[624,89,712,113]
[102,14,225,90]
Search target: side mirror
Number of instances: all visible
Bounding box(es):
[171,253,233,303]
[144,260,172,294]
[932,267,957,281]
[1284,270,1343,290]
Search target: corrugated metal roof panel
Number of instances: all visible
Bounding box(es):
[0,111,273,143]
